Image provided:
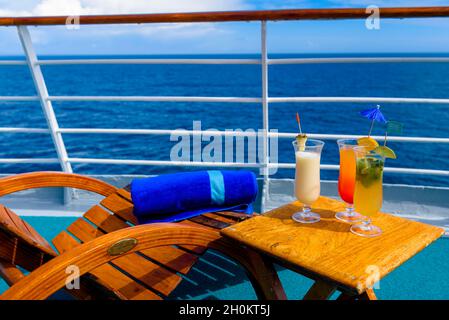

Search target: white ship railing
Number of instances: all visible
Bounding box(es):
[1,8,449,187]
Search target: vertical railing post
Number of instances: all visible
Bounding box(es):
[261,21,269,212]
[17,26,73,203]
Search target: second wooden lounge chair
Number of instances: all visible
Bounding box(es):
[0,171,285,300]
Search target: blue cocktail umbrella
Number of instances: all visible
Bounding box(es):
[360,105,387,136]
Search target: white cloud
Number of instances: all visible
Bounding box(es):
[0,0,249,44]
[83,22,228,40]
[0,0,248,16]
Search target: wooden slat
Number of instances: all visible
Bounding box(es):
[179,219,209,229]
[214,211,254,221]
[140,246,198,275]
[176,245,205,255]
[52,231,80,254]
[89,264,162,300]
[116,188,132,202]
[202,213,237,225]
[83,205,129,233]
[2,7,449,26]
[101,193,138,225]
[111,254,182,296]
[189,215,230,229]
[67,218,105,242]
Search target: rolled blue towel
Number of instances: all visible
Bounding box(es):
[131,170,258,223]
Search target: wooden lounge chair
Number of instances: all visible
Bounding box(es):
[0,171,285,300]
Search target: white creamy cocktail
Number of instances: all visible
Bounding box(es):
[295,151,321,204]
[292,139,325,223]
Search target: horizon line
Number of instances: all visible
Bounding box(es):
[2,52,449,57]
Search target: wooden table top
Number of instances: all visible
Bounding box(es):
[221,196,444,294]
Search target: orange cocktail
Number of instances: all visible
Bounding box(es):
[338,147,356,203]
[335,139,363,223]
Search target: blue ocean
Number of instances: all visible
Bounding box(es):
[0,53,448,187]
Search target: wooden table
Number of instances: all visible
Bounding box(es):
[221,196,445,300]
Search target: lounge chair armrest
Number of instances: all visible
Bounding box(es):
[0,171,117,197]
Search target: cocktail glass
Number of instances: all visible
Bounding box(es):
[351,146,384,237]
[291,139,325,223]
[335,139,363,223]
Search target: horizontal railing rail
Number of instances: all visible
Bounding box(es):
[1,7,449,26]
[48,96,262,103]
[0,96,38,101]
[50,96,449,105]
[37,59,261,65]
[3,95,449,105]
[0,158,59,164]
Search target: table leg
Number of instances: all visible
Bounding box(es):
[303,280,337,300]
[358,288,378,300]
[337,288,378,301]
[336,292,356,301]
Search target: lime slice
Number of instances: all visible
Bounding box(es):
[374,146,397,159]
[357,137,379,151]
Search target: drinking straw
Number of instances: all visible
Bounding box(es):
[368,106,379,137]
[296,112,302,134]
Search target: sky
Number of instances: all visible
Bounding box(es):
[1,0,449,55]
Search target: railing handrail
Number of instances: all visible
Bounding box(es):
[1,7,449,26]
[4,95,449,105]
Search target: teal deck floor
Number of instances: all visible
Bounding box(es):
[1,216,448,300]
